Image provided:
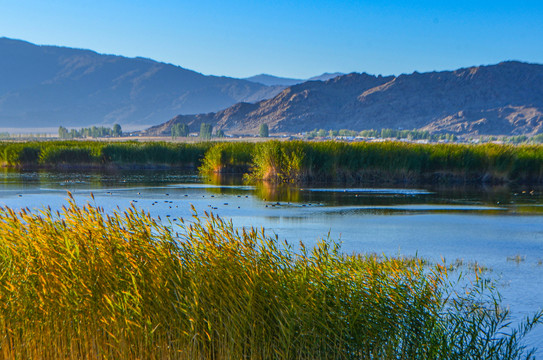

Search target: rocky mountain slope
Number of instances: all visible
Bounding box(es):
[0,38,283,128]
[146,62,543,136]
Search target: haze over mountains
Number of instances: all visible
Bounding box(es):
[2,37,542,137]
[243,73,344,87]
[147,61,543,137]
[0,37,311,128]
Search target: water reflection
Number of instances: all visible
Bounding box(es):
[0,168,201,190]
[1,169,542,215]
[255,182,302,203]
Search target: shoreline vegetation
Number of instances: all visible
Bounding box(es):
[1,140,543,184]
[0,196,540,359]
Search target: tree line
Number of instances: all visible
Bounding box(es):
[58,124,122,139]
[304,128,458,142]
[171,123,269,139]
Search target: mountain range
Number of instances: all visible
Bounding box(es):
[1,38,337,128]
[146,61,543,137]
[2,37,542,137]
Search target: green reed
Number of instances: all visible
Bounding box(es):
[0,196,539,359]
[198,142,255,174]
[2,140,543,184]
[242,141,543,184]
[0,141,211,167]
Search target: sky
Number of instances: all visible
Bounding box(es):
[1,0,543,79]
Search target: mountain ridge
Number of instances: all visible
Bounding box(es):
[0,38,346,129]
[145,61,543,137]
[0,37,284,128]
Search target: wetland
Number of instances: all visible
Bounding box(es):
[1,168,542,357]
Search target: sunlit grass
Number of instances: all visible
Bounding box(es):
[2,140,543,184]
[0,141,211,167]
[197,140,543,184]
[0,195,540,359]
[4,140,543,183]
[198,142,255,174]
[242,141,543,184]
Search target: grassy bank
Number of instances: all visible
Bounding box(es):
[201,140,543,184]
[0,141,212,168]
[0,196,539,359]
[2,140,543,184]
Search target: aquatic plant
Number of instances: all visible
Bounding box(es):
[0,141,211,168]
[100,141,211,166]
[1,142,42,165]
[199,142,255,174]
[1,140,543,184]
[244,141,543,184]
[0,196,539,359]
[39,144,100,164]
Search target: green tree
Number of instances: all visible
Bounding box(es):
[179,124,189,137]
[259,124,269,138]
[200,123,213,140]
[171,124,181,139]
[113,124,122,137]
[58,126,68,139]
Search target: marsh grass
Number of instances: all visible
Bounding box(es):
[0,141,211,168]
[2,140,543,184]
[198,142,255,174]
[242,141,543,184]
[0,195,540,359]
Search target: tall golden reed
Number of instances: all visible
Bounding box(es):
[0,194,539,359]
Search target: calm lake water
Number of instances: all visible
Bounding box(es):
[1,168,542,354]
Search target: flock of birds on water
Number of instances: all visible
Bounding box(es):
[87,191,303,223]
[13,186,540,224]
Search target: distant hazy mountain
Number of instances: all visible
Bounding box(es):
[243,74,303,87]
[244,72,344,87]
[146,62,543,137]
[0,38,284,128]
[307,72,344,82]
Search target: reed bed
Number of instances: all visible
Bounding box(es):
[0,141,211,168]
[0,195,540,359]
[198,142,256,174]
[1,140,543,183]
[241,141,543,184]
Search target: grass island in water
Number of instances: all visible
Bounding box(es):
[1,140,543,184]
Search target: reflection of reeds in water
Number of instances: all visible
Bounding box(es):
[0,194,540,359]
[507,254,527,264]
[255,182,302,203]
[448,258,491,273]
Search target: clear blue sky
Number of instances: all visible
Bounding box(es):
[2,0,542,79]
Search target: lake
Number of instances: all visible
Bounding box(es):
[1,168,542,353]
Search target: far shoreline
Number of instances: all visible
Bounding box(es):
[1,139,543,186]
